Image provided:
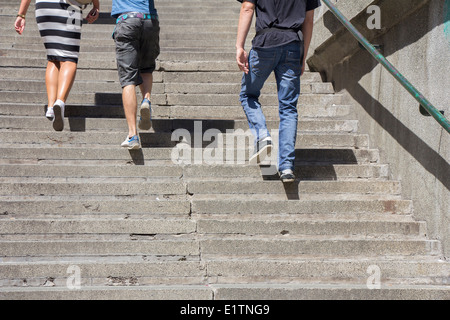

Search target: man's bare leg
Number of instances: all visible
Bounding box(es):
[122,84,138,138]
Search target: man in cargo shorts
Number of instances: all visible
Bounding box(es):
[236,0,320,182]
[112,0,160,149]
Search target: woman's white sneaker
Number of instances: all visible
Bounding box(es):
[46,106,54,120]
[121,135,141,150]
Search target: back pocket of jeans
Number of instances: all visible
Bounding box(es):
[285,49,302,77]
[250,49,274,77]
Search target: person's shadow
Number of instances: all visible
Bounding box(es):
[129,149,145,165]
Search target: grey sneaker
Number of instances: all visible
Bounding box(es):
[52,103,64,131]
[280,169,295,183]
[138,98,152,130]
[249,137,272,164]
[121,135,141,150]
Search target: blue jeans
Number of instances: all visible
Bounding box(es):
[240,42,303,172]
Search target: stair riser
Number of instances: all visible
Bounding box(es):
[1,260,448,288]
[0,239,440,257]
[0,105,350,119]
[0,220,424,237]
[0,132,369,150]
[0,92,339,106]
[0,80,334,95]
[0,164,389,180]
[0,181,399,196]
[0,199,409,215]
[192,199,412,215]
[0,68,321,83]
[0,148,380,164]
[0,118,356,133]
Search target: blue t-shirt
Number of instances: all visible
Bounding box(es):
[111,0,157,17]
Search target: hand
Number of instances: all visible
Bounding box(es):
[301,58,306,76]
[86,7,99,24]
[236,47,249,74]
[14,16,26,35]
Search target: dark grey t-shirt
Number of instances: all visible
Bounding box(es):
[237,0,321,48]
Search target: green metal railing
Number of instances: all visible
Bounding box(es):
[321,0,450,134]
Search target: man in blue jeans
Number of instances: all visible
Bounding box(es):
[112,0,160,149]
[236,0,320,182]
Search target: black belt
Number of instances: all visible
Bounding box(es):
[256,27,303,41]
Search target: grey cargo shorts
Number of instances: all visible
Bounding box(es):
[113,17,160,88]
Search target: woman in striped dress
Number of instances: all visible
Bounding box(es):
[14,0,100,131]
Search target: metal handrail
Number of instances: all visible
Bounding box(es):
[321,0,450,134]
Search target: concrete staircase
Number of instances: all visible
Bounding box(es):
[0,0,448,300]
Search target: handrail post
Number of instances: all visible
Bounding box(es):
[320,0,450,134]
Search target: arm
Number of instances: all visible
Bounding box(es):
[14,0,32,35]
[86,0,100,24]
[300,10,315,75]
[236,1,255,74]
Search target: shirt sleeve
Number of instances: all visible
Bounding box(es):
[306,0,321,11]
[237,0,256,4]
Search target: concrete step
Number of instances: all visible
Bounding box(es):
[0,283,448,300]
[0,257,447,287]
[0,146,380,164]
[1,53,281,72]
[0,179,187,196]
[0,103,352,119]
[0,197,190,216]
[0,196,409,216]
[0,57,243,72]
[1,47,246,61]
[0,116,357,133]
[0,91,342,107]
[0,217,196,235]
[0,36,241,49]
[0,67,158,82]
[186,180,399,196]
[0,163,390,181]
[0,79,334,94]
[195,214,425,236]
[0,180,399,197]
[0,285,212,300]
[163,71,323,83]
[191,196,412,215]
[0,29,244,41]
[0,68,322,83]
[0,215,424,237]
[0,11,241,23]
[0,131,370,149]
[1,21,241,34]
[0,236,440,257]
[212,284,450,300]
[0,237,198,257]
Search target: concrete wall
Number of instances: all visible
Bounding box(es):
[308,0,450,258]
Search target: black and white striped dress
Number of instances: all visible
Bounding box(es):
[35,0,84,63]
